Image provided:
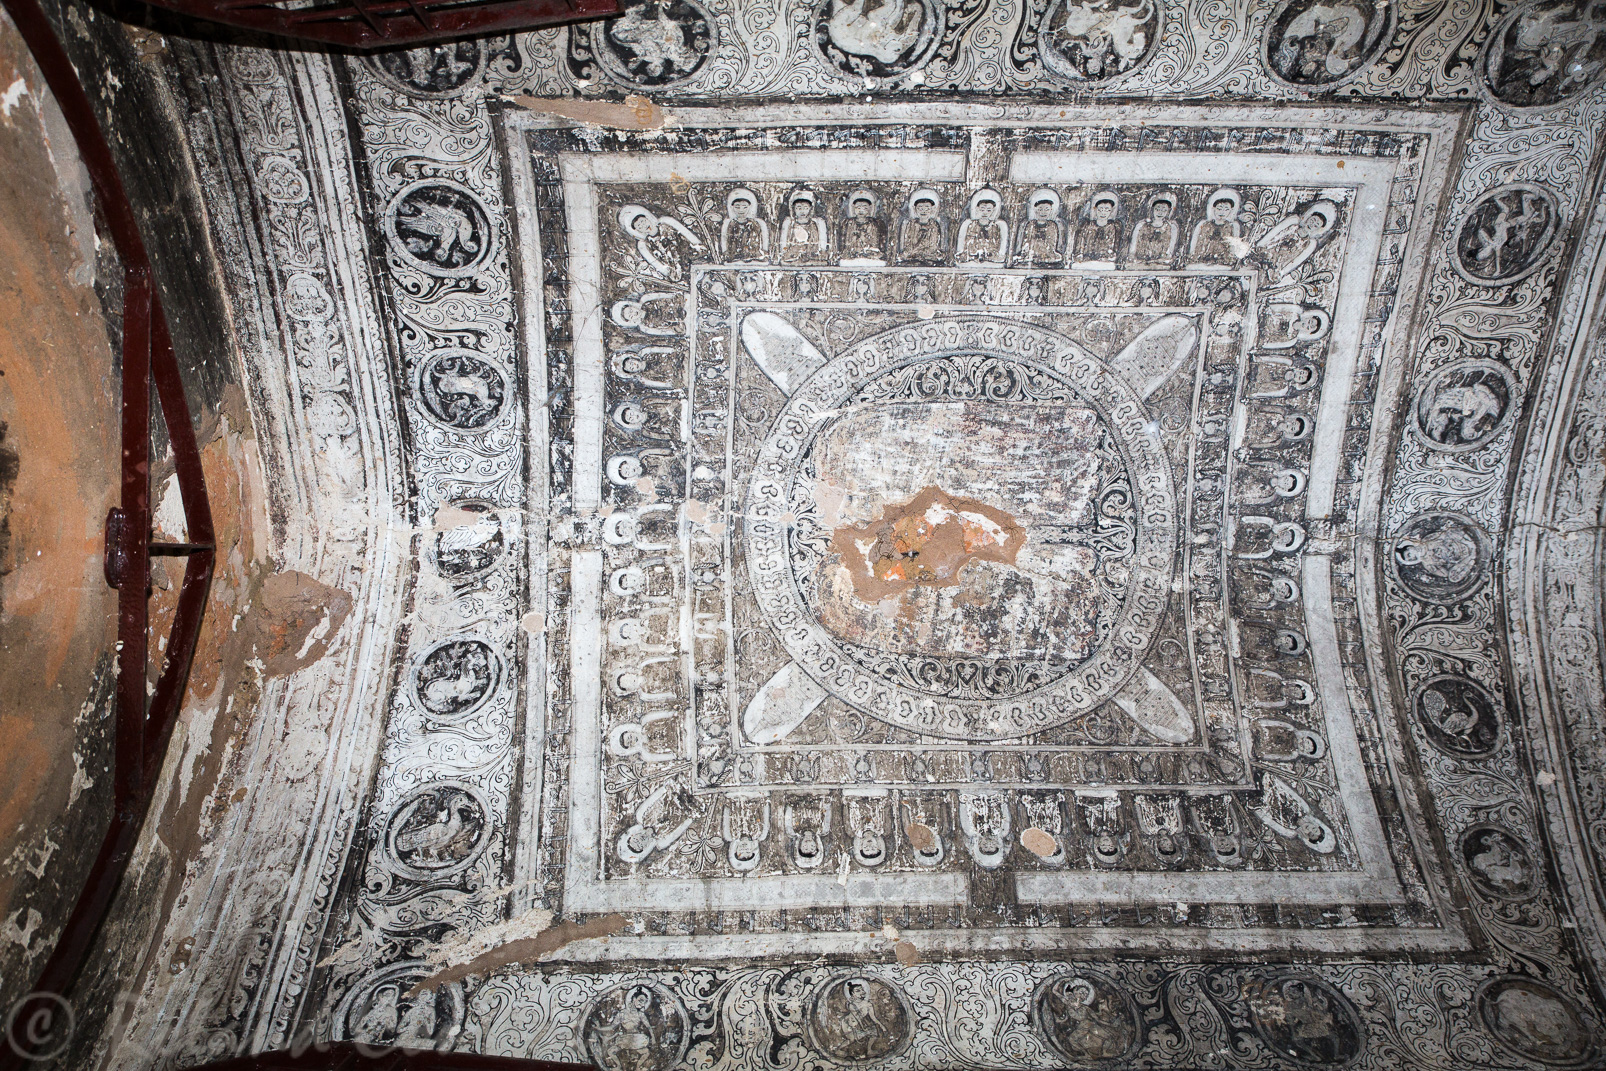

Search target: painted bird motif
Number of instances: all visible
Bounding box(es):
[395,795,478,865]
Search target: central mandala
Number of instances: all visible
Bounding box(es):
[745,318,1177,739]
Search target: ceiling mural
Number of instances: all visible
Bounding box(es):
[105,2,1606,1069]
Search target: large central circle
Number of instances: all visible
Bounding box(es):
[744,318,1176,740]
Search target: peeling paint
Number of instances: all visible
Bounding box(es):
[830,485,1025,602]
[405,912,629,996]
[2,906,41,949]
[504,93,665,130]
[1020,827,1057,858]
[0,77,25,118]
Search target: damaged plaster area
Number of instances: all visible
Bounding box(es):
[0,4,119,1026]
[829,484,1025,600]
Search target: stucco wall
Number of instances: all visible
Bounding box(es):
[0,5,119,1030]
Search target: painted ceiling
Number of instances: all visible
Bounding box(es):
[86,1,1606,1068]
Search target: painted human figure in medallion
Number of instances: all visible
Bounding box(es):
[1461,826,1539,899]
[1037,0,1160,82]
[1478,977,1595,1065]
[1454,183,1559,284]
[337,964,466,1051]
[1413,677,1501,757]
[1247,975,1363,1065]
[1413,360,1516,450]
[806,975,913,1061]
[1032,972,1140,1063]
[1389,512,1491,604]
[1482,0,1606,109]
[816,0,940,79]
[896,188,949,265]
[1264,0,1392,88]
[599,0,714,86]
[580,981,691,1071]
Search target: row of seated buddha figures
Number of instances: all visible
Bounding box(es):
[686,184,1284,270]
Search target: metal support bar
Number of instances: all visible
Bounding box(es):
[122,0,615,50]
[0,1,215,1067]
[0,5,592,1069]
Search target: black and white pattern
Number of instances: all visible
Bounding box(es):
[107,5,1606,1070]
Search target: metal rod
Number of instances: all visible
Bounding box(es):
[0,2,212,1067]
[114,268,152,810]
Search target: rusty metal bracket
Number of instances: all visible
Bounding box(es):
[0,0,214,1066]
[0,5,595,1069]
[117,0,619,50]
[139,0,619,49]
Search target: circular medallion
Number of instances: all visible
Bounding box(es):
[370,41,485,97]
[411,637,502,719]
[806,974,913,1061]
[1413,676,1501,758]
[432,501,507,579]
[1478,976,1595,1066]
[1388,512,1492,604]
[815,0,942,82]
[416,349,509,431]
[382,781,490,879]
[1412,359,1517,451]
[1452,183,1560,286]
[1247,974,1363,1066]
[333,962,467,1050]
[1482,1,1606,110]
[579,981,691,1070]
[1263,0,1394,89]
[595,0,715,87]
[1035,0,1162,84]
[1461,825,1540,901]
[1031,971,1141,1064]
[383,180,496,278]
[743,318,1176,740]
